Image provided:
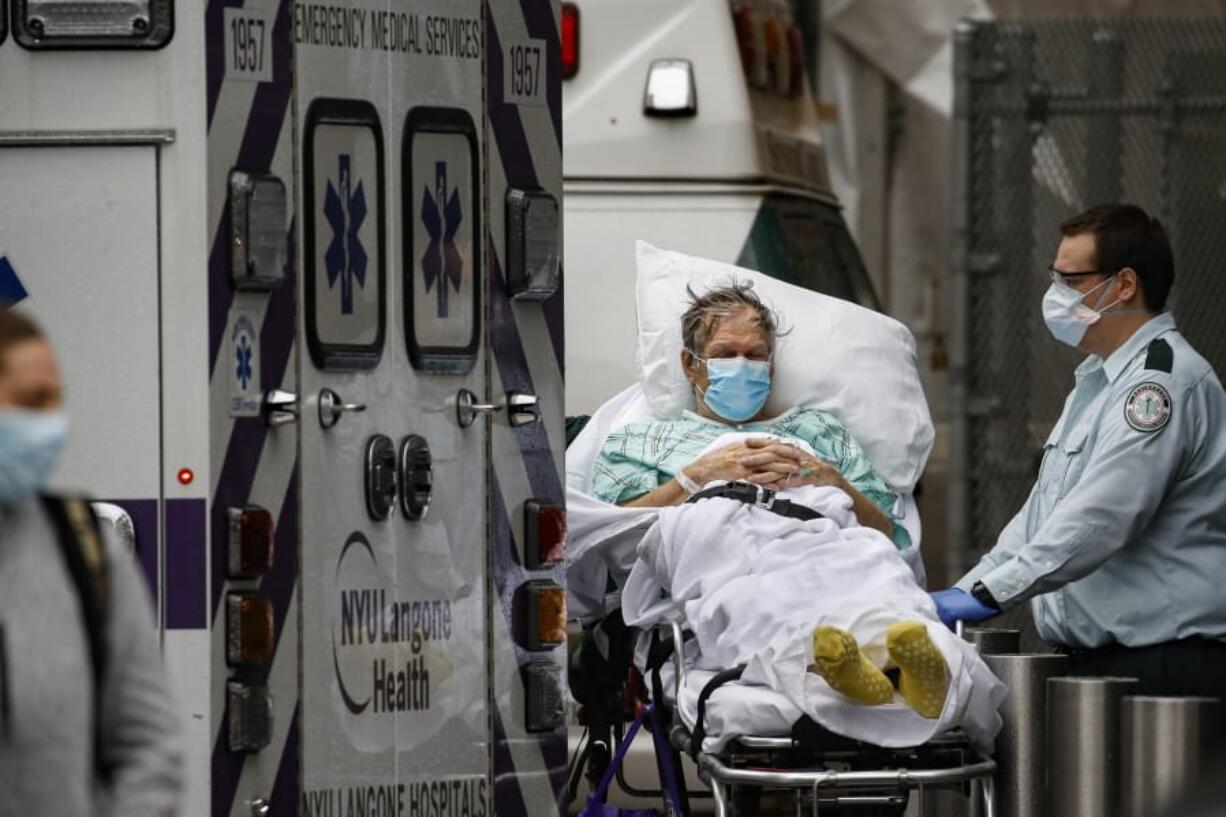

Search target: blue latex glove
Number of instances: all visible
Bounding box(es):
[930,588,998,631]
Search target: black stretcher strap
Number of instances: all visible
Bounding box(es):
[686,481,825,522]
[689,664,747,760]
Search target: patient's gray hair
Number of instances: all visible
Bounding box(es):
[681,280,782,356]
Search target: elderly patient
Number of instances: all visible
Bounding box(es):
[592,282,907,549]
[594,283,950,719]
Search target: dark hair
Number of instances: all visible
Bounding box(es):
[681,280,783,356]
[1060,203,1174,311]
[0,309,46,371]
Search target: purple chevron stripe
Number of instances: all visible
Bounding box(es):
[486,18,539,192]
[205,0,244,128]
[209,220,296,621]
[516,0,563,144]
[492,479,570,805]
[487,14,564,374]
[166,499,208,629]
[207,0,294,373]
[542,284,564,376]
[492,710,531,817]
[491,475,526,646]
[269,703,301,815]
[211,472,299,817]
[490,255,564,503]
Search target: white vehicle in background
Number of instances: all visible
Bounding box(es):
[0,2,567,815]
[563,0,879,416]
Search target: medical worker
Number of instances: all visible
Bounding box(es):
[932,203,1226,702]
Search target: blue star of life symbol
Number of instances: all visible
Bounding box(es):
[235,334,253,390]
[323,154,368,315]
[421,161,463,318]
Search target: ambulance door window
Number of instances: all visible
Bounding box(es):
[823,211,880,311]
[402,107,481,373]
[303,99,386,369]
[741,194,882,311]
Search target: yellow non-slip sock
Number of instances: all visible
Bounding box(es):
[886,620,950,719]
[809,626,894,706]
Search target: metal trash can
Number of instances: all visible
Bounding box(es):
[929,629,1027,817]
[1121,695,1222,817]
[1047,677,1138,817]
[974,653,1070,817]
[964,628,1022,655]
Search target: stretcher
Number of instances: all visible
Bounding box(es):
[656,620,996,816]
[570,610,997,816]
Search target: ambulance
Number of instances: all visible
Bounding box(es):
[563,0,878,415]
[0,1,566,815]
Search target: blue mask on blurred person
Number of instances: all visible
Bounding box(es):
[691,353,771,423]
[0,410,68,508]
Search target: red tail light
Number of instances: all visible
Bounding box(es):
[525,498,566,568]
[561,3,580,80]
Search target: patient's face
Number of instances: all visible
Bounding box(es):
[683,309,772,392]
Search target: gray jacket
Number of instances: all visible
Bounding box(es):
[0,500,182,817]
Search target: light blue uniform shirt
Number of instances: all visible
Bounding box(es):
[957,313,1226,648]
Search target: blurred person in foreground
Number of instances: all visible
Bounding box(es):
[0,308,181,816]
[931,204,1226,726]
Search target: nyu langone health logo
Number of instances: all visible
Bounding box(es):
[332,531,454,717]
[420,160,463,318]
[323,154,368,315]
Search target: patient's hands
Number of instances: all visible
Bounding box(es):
[741,439,847,490]
[682,439,814,488]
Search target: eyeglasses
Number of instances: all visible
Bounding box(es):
[1048,264,1108,285]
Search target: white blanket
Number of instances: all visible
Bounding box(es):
[620,435,1006,750]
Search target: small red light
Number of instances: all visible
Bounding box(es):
[177,468,194,486]
[561,2,579,80]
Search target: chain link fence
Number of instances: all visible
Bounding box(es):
[948,19,1226,583]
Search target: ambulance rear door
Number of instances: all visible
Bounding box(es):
[295,2,491,810]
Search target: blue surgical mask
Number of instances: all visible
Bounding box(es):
[0,410,68,508]
[690,351,771,423]
[1041,274,1141,348]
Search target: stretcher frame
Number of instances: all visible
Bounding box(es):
[661,621,998,817]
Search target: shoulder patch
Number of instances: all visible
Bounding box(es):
[1124,382,1172,432]
[1144,337,1174,373]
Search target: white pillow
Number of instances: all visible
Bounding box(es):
[635,241,933,494]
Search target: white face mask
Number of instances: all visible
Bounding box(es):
[1041,274,1133,348]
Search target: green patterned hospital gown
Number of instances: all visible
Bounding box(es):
[591,408,910,549]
